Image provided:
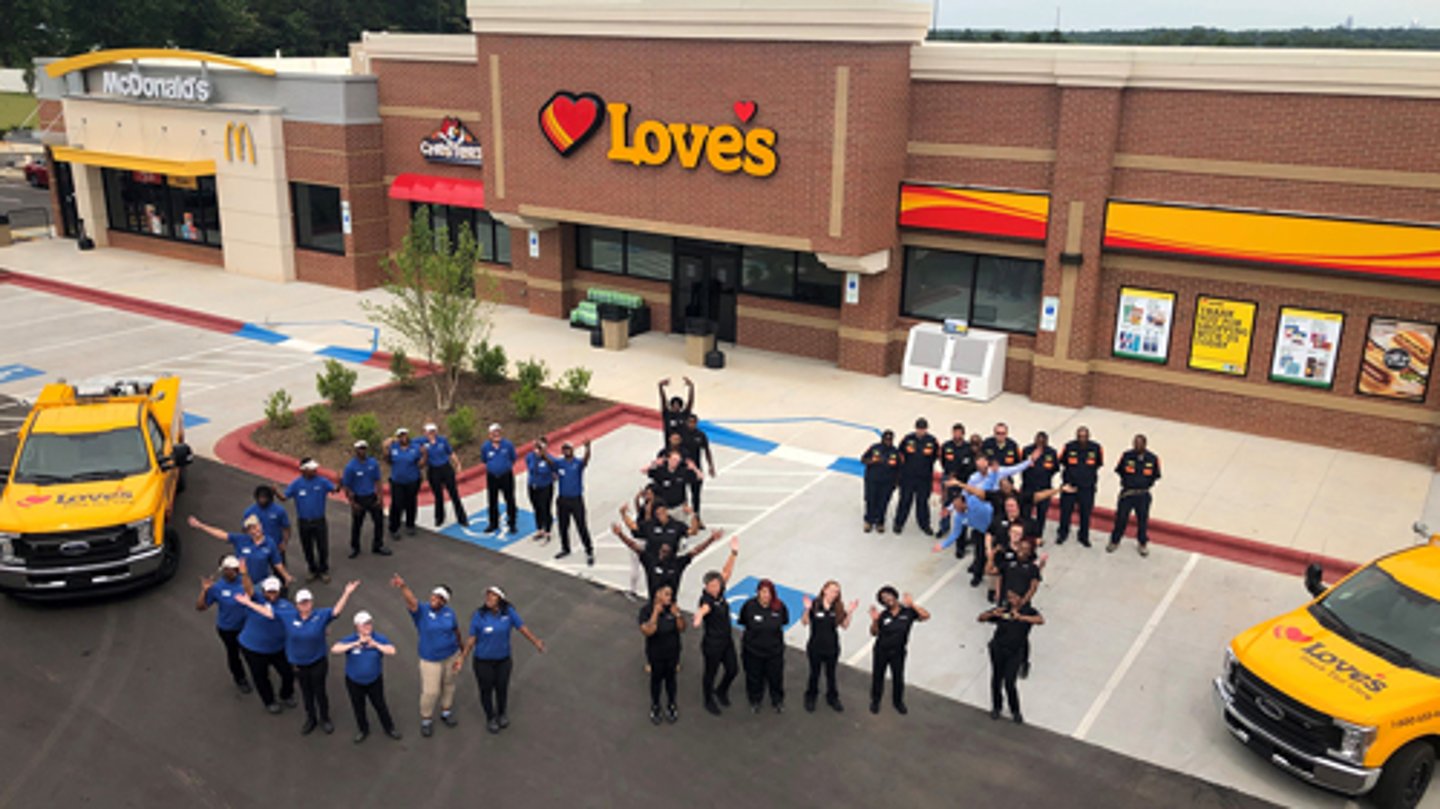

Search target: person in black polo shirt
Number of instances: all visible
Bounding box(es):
[1056,426,1103,547]
[639,583,687,725]
[612,520,723,602]
[645,450,703,512]
[936,422,974,538]
[893,418,939,536]
[861,430,900,533]
[739,579,790,714]
[979,587,1044,724]
[801,580,857,713]
[658,376,695,441]
[981,422,1021,468]
[1109,434,1162,557]
[1020,431,1059,536]
[693,536,741,715]
[681,413,716,515]
[867,585,930,715]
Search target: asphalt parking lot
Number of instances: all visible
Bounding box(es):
[0,457,1276,808]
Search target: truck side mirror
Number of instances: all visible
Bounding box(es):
[1304,562,1327,598]
[172,443,194,467]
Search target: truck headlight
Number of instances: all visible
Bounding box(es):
[127,519,155,548]
[1222,647,1237,686]
[1330,719,1377,766]
[0,532,18,564]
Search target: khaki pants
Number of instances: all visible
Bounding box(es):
[418,652,460,719]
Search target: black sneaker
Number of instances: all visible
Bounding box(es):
[405,526,417,536]
[420,721,433,738]
[715,691,731,708]
[773,702,784,714]
[869,700,880,714]
[555,550,571,560]
[750,703,761,715]
[1020,661,1031,680]
[587,553,595,567]
[1078,537,1092,548]
[666,704,678,724]
[322,721,334,734]
[828,696,844,713]
[348,549,361,559]
[650,705,663,725]
[894,701,909,715]
[266,703,282,715]
[487,718,501,734]
[354,731,368,743]
[237,681,253,695]
[990,708,1001,721]
[301,718,317,735]
[440,712,457,728]
[705,700,722,716]
[1138,544,1150,558]
[892,525,903,535]
[1055,533,1068,545]
[386,728,403,740]
[969,576,983,588]
[1012,712,1024,724]
[282,696,298,709]
[804,694,816,713]
[497,714,509,730]
[876,525,885,534]
[375,547,394,556]
[1106,541,1119,553]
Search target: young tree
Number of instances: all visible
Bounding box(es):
[362,206,495,412]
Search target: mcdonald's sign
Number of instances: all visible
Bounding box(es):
[225,122,256,165]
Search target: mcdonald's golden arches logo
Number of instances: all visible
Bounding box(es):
[225,121,256,165]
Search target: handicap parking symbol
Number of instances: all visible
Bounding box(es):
[0,364,43,385]
[440,506,536,550]
[726,576,807,631]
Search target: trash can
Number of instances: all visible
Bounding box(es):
[600,303,629,351]
[685,318,716,366]
[0,214,12,248]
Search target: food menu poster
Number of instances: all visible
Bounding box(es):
[1113,287,1175,363]
[1358,317,1437,402]
[1270,307,1343,388]
[1188,296,1257,376]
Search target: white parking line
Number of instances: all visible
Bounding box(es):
[703,485,803,494]
[22,322,170,354]
[0,309,130,331]
[691,470,833,568]
[844,560,969,668]
[1072,552,1200,740]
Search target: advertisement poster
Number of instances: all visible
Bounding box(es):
[1270,307,1343,388]
[1113,287,1175,363]
[1189,296,1257,376]
[1358,317,1437,402]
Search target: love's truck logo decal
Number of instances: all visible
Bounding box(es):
[539,92,606,157]
[1272,625,1314,643]
[17,495,52,508]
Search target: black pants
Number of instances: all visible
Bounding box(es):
[1111,490,1153,546]
[688,477,704,515]
[1057,486,1095,542]
[863,477,895,526]
[297,518,328,575]
[349,494,385,552]
[241,647,294,707]
[486,473,517,532]
[388,479,420,534]
[528,484,554,533]
[428,464,467,526]
[701,642,738,705]
[893,477,932,533]
[990,641,1026,715]
[1025,491,1052,537]
[295,657,330,723]
[473,656,513,720]
[871,645,907,707]
[647,650,679,706]
[556,495,592,554]
[742,649,784,707]
[805,649,838,701]
[967,529,993,580]
[216,627,247,686]
[345,676,395,734]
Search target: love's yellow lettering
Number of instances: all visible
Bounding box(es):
[667,123,710,169]
[603,103,778,177]
[706,125,743,174]
[742,128,777,178]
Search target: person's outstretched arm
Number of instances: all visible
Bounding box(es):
[390,573,419,613]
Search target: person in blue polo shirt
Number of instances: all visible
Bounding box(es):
[196,554,253,694]
[458,585,546,734]
[189,513,295,591]
[278,458,337,583]
[238,580,359,735]
[391,573,463,737]
[524,437,556,543]
[332,610,402,743]
[480,423,518,535]
[383,428,426,539]
[341,440,391,558]
[243,485,291,561]
[421,422,467,528]
[233,576,296,714]
[552,439,593,566]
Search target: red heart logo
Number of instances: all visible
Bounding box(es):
[18,495,51,508]
[1272,625,1314,643]
[733,100,757,124]
[539,91,606,157]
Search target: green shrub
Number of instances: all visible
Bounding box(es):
[306,404,334,444]
[512,383,545,421]
[471,339,508,384]
[263,389,295,428]
[515,356,549,389]
[389,348,415,388]
[347,412,383,449]
[316,359,359,408]
[447,405,477,446]
[558,366,593,404]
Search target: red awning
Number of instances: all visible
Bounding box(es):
[388,173,485,209]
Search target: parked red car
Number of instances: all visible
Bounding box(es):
[23,160,48,188]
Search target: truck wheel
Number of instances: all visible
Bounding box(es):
[157,528,182,583]
[1374,741,1436,809]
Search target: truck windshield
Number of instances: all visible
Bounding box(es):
[13,429,152,484]
[1312,565,1440,676]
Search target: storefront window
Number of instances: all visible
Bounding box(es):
[901,247,1042,334]
[576,226,625,274]
[795,253,843,307]
[742,246,794,297]
[101,168,220,247]
[292,183,344,254]
[973,254,1043,333]
[407,203,511,264]
[626,232,673,281]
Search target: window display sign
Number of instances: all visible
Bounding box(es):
[1270,307,1343,388]
[1112,286,1175,363]
[1358,317,1437,402]
[1189,295,1256,376]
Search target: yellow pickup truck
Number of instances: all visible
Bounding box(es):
[1215,527,1440,809]
[0,379,192,598]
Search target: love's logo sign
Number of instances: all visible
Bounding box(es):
[538,91,606,157]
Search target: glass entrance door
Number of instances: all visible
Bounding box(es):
[672,241,738,343]
[53,160,78,238]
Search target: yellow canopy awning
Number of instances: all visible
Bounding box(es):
[50,146,216,178]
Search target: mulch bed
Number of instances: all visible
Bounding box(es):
[252,376,616,473]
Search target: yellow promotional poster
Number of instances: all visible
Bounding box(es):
[1103,201,1440,283]
[1189,295,1256,375]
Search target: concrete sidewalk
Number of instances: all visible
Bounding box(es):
[3,237,1434,563]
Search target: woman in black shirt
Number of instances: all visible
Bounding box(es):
[868,585,931,715]
[640,583,687,724]
[979,588,1044,724]
[801,580,857,713]
[692,536,741,715]
[739,579,790,713]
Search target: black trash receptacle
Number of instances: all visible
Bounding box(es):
[685,317,714,336]
[598,303,627,322]
[705,349,726,369]
[589,327,604,348]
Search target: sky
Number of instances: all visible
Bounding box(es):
[936,0,1430,31]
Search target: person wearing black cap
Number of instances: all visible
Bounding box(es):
[1019,431,1060,537]
[341,440,391,558]
[1056,426,1103,547]
[739,579,790,714]
[979,586,1044,723]
[893,417,939,536]
[658,376,695,441]
[1108,434,1162,557]
[860,430,900,533]
[458,585,547,734]
[868,586,930,715]
[693,537,741,715]
[640,583,687,724]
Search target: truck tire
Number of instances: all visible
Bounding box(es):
[157,528,183,584]
[1374,741,1436,809]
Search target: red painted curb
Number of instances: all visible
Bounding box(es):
[0,269,248,334]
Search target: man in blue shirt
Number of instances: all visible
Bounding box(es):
[480,423,518,535]
[233,576,296,713]
[341,440,391,558]
[383,427,427,539]
[278,458,337,583]
[196,555,252,694]
[188,513,296,590]
[243,485,291,562]
[282,581,357,735]
[552,439,594,565]
[421,422,467,528]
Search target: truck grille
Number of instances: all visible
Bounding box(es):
[1231,663,1343,756]
[15,526,138,569]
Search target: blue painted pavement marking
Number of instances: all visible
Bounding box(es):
[704,415,881,436]
[827,456,865,477]
[317,346,376,364]
[182,413,210,429]
[440,506,536,550]
[725,575,807,631]
[696,421,779,455]
[0,364,44,384]
[232,323,288,344]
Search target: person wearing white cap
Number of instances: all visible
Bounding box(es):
[552,439,595,565]
[277,458,337,583]
[458,585,546,734]
[196,554,253,694]
[332,610,402,743]
[420,423,467,528]
[391,574,463,737]
[232,576,296,714]
[188,513,295,591]
[383,428,427,539]
[341,440,391,558]
[238,580,361,735]
[479,423,518,535]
